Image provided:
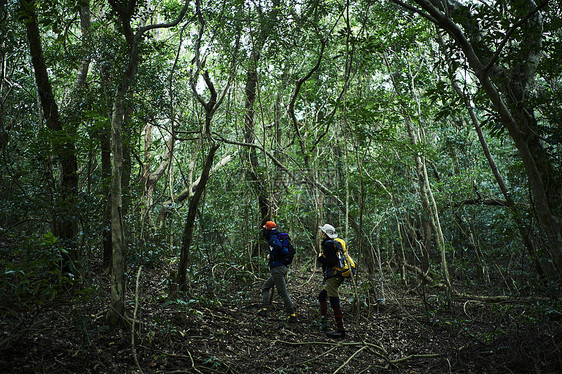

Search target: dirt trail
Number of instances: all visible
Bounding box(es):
[0,264,559,373]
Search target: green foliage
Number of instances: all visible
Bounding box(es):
[0,233,76,307]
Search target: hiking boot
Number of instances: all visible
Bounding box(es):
[287,314,298,323]
[257,308,268,317]
[326,329,345,339]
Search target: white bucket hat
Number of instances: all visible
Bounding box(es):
[319,224,338,239]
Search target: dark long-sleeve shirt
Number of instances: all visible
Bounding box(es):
[318,238,338,273]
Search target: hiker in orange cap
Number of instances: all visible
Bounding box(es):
[257,221,297,323]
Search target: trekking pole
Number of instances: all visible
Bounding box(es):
[346,255,361,331]
[351,267,360,329]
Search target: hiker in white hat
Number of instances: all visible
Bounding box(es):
[317,223,346,338]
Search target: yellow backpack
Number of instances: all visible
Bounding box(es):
[332,238,356,278]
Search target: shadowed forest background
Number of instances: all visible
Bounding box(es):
[1,0,561,372]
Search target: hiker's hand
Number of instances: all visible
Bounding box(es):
[266,254,270,260]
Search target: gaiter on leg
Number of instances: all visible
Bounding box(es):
[330,296,344,331]
[319,290,328,329]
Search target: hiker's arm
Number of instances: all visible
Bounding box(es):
[318,241,338,267]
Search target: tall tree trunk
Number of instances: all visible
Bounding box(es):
[107,57,135,328]
[109,87,127,327]
[73,0,91,91]
[242,0,282,251]
[22,0,79,268]
[106,0,137,327]
[102,133,112,270]
[106,0,189,326]
[243,49,269,256]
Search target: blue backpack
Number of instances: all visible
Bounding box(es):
[278,232,296,265]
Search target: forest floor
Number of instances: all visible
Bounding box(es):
[1,260,561,373]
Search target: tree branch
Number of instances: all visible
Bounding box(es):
[390,0,437,24]
[288,40,326,141]
[483,0,548,74]
[139,0,191,34]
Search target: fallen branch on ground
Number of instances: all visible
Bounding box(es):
[405,262,553,303]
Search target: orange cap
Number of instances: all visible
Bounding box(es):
[263,221,276,230]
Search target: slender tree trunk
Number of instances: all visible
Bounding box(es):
[464,100,545,282]
[176,69,224,290]
[141,124,174,233]
[106,32,140,329]
[73,0,91,91]
[108,88,127,327]
[441,32,547,282]
[423,161,452,291]
[177,141,219,289]
[121,102,133,214]
[102,133,112,270]
[175,0,235,285]
[383,53,433,276]
[100,63,113,271]
[107,47,139,327]
[410,122,432,274]
[397,0,562,277]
